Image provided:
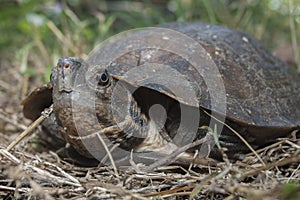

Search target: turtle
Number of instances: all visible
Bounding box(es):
[22,22,300,167]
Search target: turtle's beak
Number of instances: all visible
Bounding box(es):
[56,57,81,93]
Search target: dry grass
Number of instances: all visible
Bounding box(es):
[0,125,299,199]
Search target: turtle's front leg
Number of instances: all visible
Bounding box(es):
[40,112,66,149]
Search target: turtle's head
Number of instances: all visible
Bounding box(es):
[51,57,83,93]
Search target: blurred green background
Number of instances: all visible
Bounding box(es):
[0,0,299,82]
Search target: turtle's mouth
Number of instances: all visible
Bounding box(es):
[58,87,73,93]
[57,76,75,93]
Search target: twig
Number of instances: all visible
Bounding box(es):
[287,163,300,182]
[160,192,195,198]
[100,143,120,164]
[0,149,21,164]
[201,108,265,166]
[143,185,193,197]
[1,150,82,187]
[131,184,170,193]
[24,164,82,187]
[6,105,53,151]
[241,154,300,179]
[285,139,300,149]
[44,161,80,184]
[0,185,30,193]
[249,138,299,157]
[246,140,285,155]
[143,137,215,172]
[96,132,120,178]
[90,182,148,200]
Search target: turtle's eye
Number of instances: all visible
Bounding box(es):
[97,70,110,87]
